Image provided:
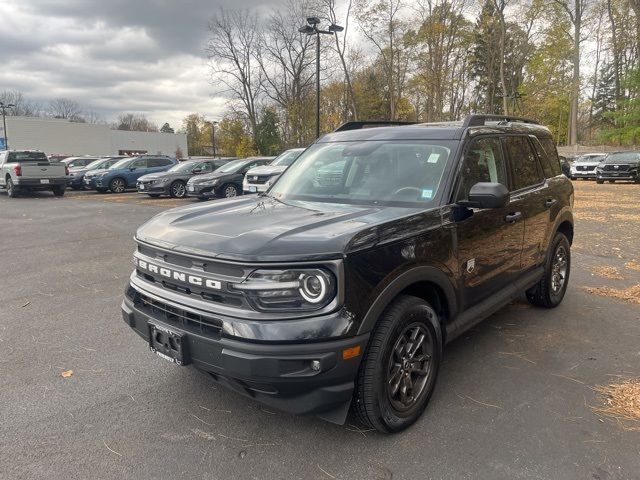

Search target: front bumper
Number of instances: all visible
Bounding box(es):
[570,169,597,178]
[597,170,638,181]
[243,181,269,193]
[121,289,367,421]
[67,175,85,188]
[186,183,217,198]
[137,182,169,195]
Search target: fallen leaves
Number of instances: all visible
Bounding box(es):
[591,265,624,280]
[584,284,640,305]
[60,370,73,378]
[593,378,640,430]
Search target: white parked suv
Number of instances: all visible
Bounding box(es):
[243,148,305,193]
[570,153,606,180]
[0,150,69,197]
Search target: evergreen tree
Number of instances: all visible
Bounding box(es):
[255,108,282,155]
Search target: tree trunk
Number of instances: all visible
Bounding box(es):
[568,0,580,146]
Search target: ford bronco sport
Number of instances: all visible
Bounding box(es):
[122,115,574,433]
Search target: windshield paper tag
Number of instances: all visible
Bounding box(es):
[427,153,440,163]
[421,189,433,199]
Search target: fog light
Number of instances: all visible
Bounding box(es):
[310,360,321,371]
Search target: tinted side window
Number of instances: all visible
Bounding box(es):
[531,138,554,178]
[538,138,562,176]
[504,136,543,190]
[131,159,148,168]
[147,158,165,167]
[456,137,507,202]
[200,162,213,172]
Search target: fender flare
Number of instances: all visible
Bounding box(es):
[357,266,458,346]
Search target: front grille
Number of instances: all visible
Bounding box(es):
[603,164,630,171]
[577,165,596,171]
[132,290,223,338]
[248,175,271,184]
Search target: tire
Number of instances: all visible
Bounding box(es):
[353,295,441,433]
[147,194,161,198]
[570,177,576,181]
[608,180,615,183]
[596,179,604,184]
[526,232,571,308]
[6,177,17,197]
[71,185,83,190]
[109,177,126,193]
[96,188,108,193]
[169,180,187,198]
[219,183,239,198]
[52,186,65,197]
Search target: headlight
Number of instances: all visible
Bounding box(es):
[232,268,336,312]
[201,179,219,186]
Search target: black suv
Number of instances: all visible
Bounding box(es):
[596,151,640,183]
[122,115,574,433]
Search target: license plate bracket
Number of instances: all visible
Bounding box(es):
[40,179,50,184]
[148,323,189,366]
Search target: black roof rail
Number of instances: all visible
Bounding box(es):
[463,114,539,128]
[334,120,417,132]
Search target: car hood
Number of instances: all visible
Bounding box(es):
[603,159,640,165]
[245,165,286,176]
[136,196,441,262]
[189,171,233,183]
[69,167,89,174]
[573,160,602,166]
[84,168,110,177]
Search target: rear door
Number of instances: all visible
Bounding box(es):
[453,136,525,309]
[503,136,549,270]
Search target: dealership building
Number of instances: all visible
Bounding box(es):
[0,116,187,157]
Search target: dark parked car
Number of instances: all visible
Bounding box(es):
[88,155,177,193]
[186,157,273,199]
[243,148,305,193]
[122,115,574,433]
[559,155,571,178]
[596,151,640,183]
[136,158,235,198]
[67,156,126,190]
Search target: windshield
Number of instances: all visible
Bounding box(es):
[85,159,109,170]
[604,152,640,163]
[168,161,198,173]
[269,140,455,206]
[272,149,304,167]
[110,158,134,169]
[215,159,246,173]
[8,151,48,162]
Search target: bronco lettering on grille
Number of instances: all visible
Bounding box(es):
[135,258,222,290]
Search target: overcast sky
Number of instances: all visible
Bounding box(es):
[0,0,274,129]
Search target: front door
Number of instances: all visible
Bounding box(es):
[452,136,525,309]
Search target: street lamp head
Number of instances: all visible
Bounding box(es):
[298,25,315,35]
[328,24,344,33]
[306,16,320,26]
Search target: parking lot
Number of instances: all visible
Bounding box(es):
[1,182,639,480]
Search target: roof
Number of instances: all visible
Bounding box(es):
[321,115,553,142]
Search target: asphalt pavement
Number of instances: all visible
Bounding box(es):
[0,185,639,480]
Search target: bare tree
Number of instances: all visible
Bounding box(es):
[0,90,42,117]
[206,8,263,142]
[115,113,158,132]
[325,0,358,120]
[49,97,84,121]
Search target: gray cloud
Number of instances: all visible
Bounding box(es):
[0,0,272,128]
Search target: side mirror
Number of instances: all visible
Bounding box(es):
[460,182,509,209]
[129,166,136,171]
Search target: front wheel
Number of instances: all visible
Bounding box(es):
[596,179,604,184]
[608,180,615,183]
[526,232,571,308]
[220,183,239,198]
[52,186,65,197]
[353,295,441,433]
[109,177,126,193]
[169,180,187,198]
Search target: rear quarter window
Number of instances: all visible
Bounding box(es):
[538,138,562,176]
[503,136,544,190]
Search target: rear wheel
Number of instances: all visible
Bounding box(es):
[6,177,17,197]
[52,186,65,197]
[608,180,615,183]
[170,180,187,198]
[109,177,126,193]
[526,232,570,308]
[596,179,604,184]
[353,295,441,433]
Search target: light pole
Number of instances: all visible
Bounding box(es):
[207,120,219,157]
[299,17,343,139]
[0,101,15,150]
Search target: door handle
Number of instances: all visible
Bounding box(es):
[505,212,522,223]
[545,198,557,208]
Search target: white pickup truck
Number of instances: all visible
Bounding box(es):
[0,150,69,197]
